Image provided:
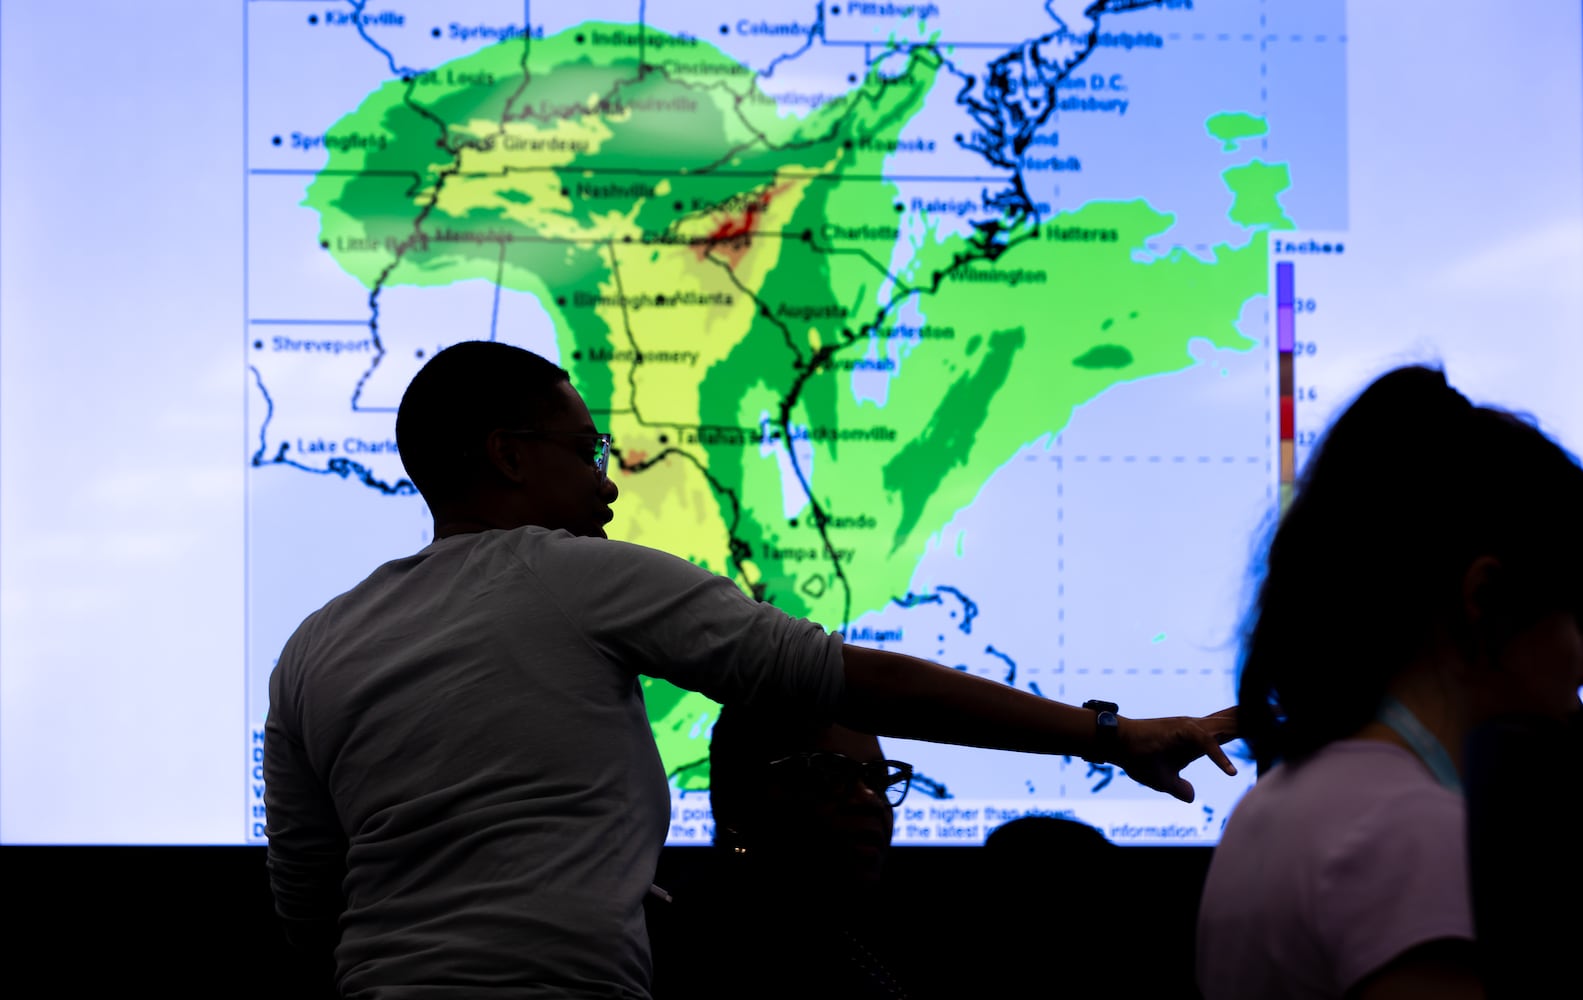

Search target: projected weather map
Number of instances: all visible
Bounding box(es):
[244,0,1343,847]
[221,0,1579,851]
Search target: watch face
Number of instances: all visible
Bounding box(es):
[1097,711,1119,728]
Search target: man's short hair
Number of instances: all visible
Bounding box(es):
[395,341,570,505]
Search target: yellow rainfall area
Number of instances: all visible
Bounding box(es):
[588,170,816,420]
[594,247,752,419]
[604,413,737,580]
[589,177,827,597]
[436,115,616,238]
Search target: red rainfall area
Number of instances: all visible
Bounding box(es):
[696,183,787,265]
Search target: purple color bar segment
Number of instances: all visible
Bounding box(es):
[1277,306,1295,352]
[1276,262,1295,352]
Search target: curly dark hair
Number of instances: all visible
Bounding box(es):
[707,702,829,847]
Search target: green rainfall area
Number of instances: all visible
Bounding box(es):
[1205,111,1268,151]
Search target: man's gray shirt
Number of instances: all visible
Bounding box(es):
[264,526,845,998]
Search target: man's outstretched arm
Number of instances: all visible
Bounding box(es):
[837,645,1237,802]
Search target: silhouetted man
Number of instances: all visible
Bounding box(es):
[264,341,1236,998]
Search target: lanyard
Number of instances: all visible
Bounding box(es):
[1377,695,1463,794]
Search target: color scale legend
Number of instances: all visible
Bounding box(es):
[1276,261,1296,508]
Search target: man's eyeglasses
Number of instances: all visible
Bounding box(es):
[767,752,914,807]
[504,430,613,479]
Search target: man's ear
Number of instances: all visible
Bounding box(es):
[484,429,531,485]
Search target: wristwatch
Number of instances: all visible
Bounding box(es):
[1082,699,1120,764]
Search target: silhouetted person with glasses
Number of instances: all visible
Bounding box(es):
[651,703,918,999]
[264,341,1238,999]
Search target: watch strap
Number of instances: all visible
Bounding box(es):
[1082,699,1120,764]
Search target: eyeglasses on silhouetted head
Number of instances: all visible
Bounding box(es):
[503,429,613,479]
[767,751,914,807]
